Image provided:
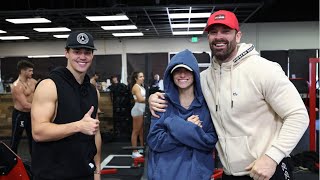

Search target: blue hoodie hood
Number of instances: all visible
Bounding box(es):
[164,49,204,109]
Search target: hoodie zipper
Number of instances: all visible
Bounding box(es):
[216,65,232,173]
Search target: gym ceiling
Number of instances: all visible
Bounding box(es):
[0,0,318,41]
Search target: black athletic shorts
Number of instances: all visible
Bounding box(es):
[222,157,293,180]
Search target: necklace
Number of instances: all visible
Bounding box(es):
[19,79,29,89]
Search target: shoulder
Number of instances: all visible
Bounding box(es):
[33,79,57,101]
[132,83,140,90]
[35,79,56,92]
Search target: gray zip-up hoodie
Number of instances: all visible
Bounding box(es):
[200,43,309,175]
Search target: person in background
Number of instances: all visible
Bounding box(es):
[31,31,102,180]
[130,71,146,158]
[147,49,217,180]
[10,60,37,154]
[151,74,164,91]
[90,72,100,90]
[108,75,120,98]
[148,10,309,180]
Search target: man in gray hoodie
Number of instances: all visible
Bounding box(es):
[148,10,309,180]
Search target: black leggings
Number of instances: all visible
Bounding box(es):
[222,157,293,180]
[10,108,32,154]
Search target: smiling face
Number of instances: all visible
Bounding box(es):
[65,48,94,74]
[135,72,145,85]
[207,24,242,63]
[172,67,194,90]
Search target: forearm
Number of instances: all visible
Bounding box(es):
[165,118,216,151]
[32,120,80,142]
[94,130,102,171]
[147,120,181,152]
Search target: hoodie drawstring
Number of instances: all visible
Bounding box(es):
[230,62,234,108]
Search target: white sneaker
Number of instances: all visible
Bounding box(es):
[138,149,144,154]
[132,151,143,158]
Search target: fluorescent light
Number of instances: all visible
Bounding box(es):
[28,55,65,58]
[112,32,144,37]
[86,15,129,21]
[169,13,211,19]
[172,31,204,35]
[171,23,207,28]
[53,34,69,38]
[33,27,71,32]
[0,36,29,40]
[101,25,137,30]
[0,30,6,33]
[5,18,51,24]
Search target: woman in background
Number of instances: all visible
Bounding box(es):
[130,71,146,158]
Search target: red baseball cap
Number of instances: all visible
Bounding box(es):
[204,10,239,32]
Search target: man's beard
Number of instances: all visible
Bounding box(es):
[210,39,237,62]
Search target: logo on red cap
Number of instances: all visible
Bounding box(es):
[214,14,226,20]
[204,10,239,32]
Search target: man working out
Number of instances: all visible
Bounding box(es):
[10,60,37,154]
[149,10,309,180]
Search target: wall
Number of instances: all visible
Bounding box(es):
[0,21,318,82]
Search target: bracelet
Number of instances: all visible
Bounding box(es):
[94,171,100,174]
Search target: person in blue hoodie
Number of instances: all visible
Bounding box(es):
[147,49,218,180]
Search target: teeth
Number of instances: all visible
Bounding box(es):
[216,43,225,47]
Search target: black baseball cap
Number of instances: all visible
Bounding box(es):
[65,31,96,50]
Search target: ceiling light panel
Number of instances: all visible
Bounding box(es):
[112,32,144,37]
[172,31,204,35]
[86,15,129,21]
[6,18,51,24]
[169,13,211,19]
[101,25,137,30]
[171,23,206,28]
[33,27,71,32]
[53,34,69,38]
[0,36,29,40]
[0,30,7,33]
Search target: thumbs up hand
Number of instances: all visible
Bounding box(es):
[78,106,100,135]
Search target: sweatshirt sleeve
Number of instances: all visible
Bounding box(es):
[147,115,182,153]
[164,114,217,152]
[263,63,309,163]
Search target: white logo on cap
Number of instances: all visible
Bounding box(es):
[76,33,89,44]
[215,14,225,20]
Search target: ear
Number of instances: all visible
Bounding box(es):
[236,31,242,43]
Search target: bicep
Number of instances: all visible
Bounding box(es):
[31,80,57,125]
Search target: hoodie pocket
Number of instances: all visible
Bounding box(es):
[225,136,256,174]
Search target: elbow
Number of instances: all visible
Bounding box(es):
[32,132,42,142]
[32,129,46,142]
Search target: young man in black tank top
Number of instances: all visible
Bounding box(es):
[31,31,102,180]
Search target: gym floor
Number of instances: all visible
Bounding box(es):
[1,138,318,180]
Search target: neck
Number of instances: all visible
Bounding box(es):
[18,75,28,82]
[67,67,85,84]
[179,86,194,108]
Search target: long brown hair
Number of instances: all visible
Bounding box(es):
[130,71,143,89]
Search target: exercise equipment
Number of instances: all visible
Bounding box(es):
[0,141,30,180]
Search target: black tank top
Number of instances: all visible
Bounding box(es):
[32,67,98,179]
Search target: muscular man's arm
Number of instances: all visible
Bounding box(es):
[12,84,32,110]
[31,79,100,142]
